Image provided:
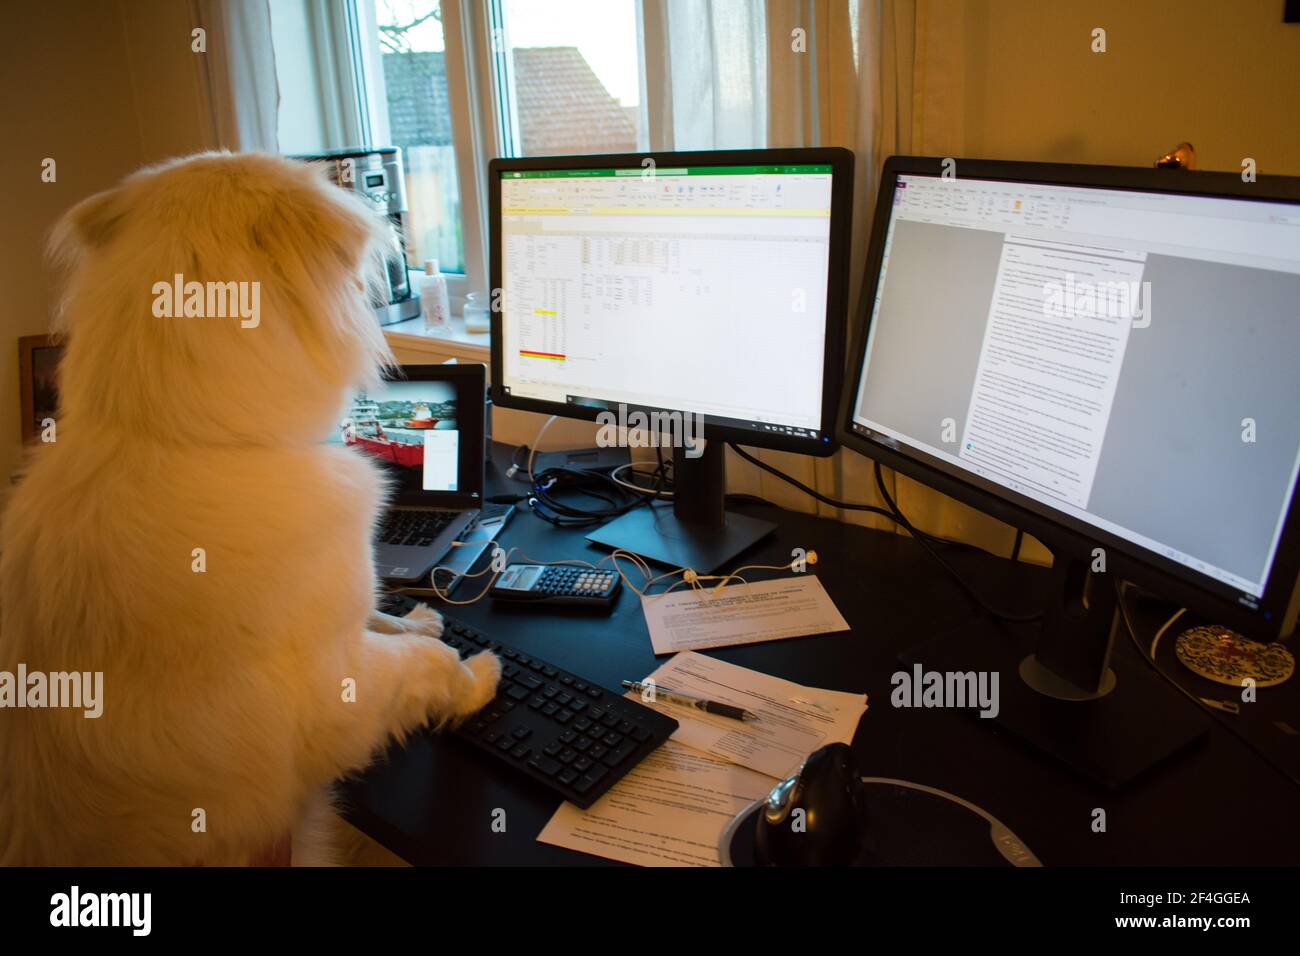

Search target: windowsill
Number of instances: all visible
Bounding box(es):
[383,312,491,359]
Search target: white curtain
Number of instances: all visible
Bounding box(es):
[642,0,768,150]
[194,0,280,152]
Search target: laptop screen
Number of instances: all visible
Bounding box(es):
[329,364,485,504]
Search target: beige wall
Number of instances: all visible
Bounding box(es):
[0,2,141,481]
[929,0,1300,173]
[0,0,209,483]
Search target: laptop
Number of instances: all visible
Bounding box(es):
[332,363,487,584]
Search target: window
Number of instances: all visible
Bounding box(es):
[372,1,466,274]
[489,0,645,157]
[268,0,772,300]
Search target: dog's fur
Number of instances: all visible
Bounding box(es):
[0,152,500,865]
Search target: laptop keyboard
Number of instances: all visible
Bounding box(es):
[380,510,458,547]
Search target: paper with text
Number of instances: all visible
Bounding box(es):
[536,739,773,866]
[640,576,850,655]
[634,651,867,779]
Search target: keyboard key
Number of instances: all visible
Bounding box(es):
[558,748,577,765]
[603,741,637,767]
[559,730,577,745]
[573,757,593,773]
[511,745,530,760]
[558,769,579,785]
[528,755,561,777]
[512,727,531,740]
[574,767,608,794]
[506,686,529,701]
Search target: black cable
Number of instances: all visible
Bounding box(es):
[525,461,670,529]
[726,442,914,526]
[1010,529,1025,562]
[724,442,1041,622]
[872,461,1042,623]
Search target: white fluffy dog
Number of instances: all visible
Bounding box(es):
[0,152,500,865]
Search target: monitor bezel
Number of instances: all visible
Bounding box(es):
[489,147,854,458]
[836,155,1300,640]
[367,362,487,509]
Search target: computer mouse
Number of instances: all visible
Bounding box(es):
[754,742,867,866]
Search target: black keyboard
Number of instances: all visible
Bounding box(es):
[379,509,457,547]
[380,593,678,809]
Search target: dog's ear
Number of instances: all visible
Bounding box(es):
[48,187,126,267]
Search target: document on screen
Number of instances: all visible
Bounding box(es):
[957,238,1146,508]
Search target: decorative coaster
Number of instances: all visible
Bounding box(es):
[1175,625,1294,688]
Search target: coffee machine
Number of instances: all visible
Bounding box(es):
[298,147,421,326]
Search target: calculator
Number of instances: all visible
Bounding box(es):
[489,563,621,607]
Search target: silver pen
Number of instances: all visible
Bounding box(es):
[622,681,759,722]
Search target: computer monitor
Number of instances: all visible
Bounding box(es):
[490,148,854,570]
[839,156,1300,785]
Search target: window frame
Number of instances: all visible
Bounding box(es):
[308,0,666,304]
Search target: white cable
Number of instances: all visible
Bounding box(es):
[527,414,558,486]
[608,461,673,498]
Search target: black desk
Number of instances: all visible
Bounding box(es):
[341,445,1300,866]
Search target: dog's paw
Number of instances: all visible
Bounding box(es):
[402,602,444,638]
[453,652,502,719]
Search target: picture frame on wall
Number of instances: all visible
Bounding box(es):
[19,334,63,444]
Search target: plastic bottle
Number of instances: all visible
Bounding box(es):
[419,258,450,330]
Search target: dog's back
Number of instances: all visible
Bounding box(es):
[0,152,396,864]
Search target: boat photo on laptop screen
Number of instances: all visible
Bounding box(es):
[328,364,487,584]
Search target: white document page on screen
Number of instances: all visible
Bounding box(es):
[422,430,459,491]
[957,239,1145,509]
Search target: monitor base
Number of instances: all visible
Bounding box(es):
[587,506,775,572]
[906,620,1209,790]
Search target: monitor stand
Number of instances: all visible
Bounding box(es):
[586,442,775,572]
[905,551,1210,789]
